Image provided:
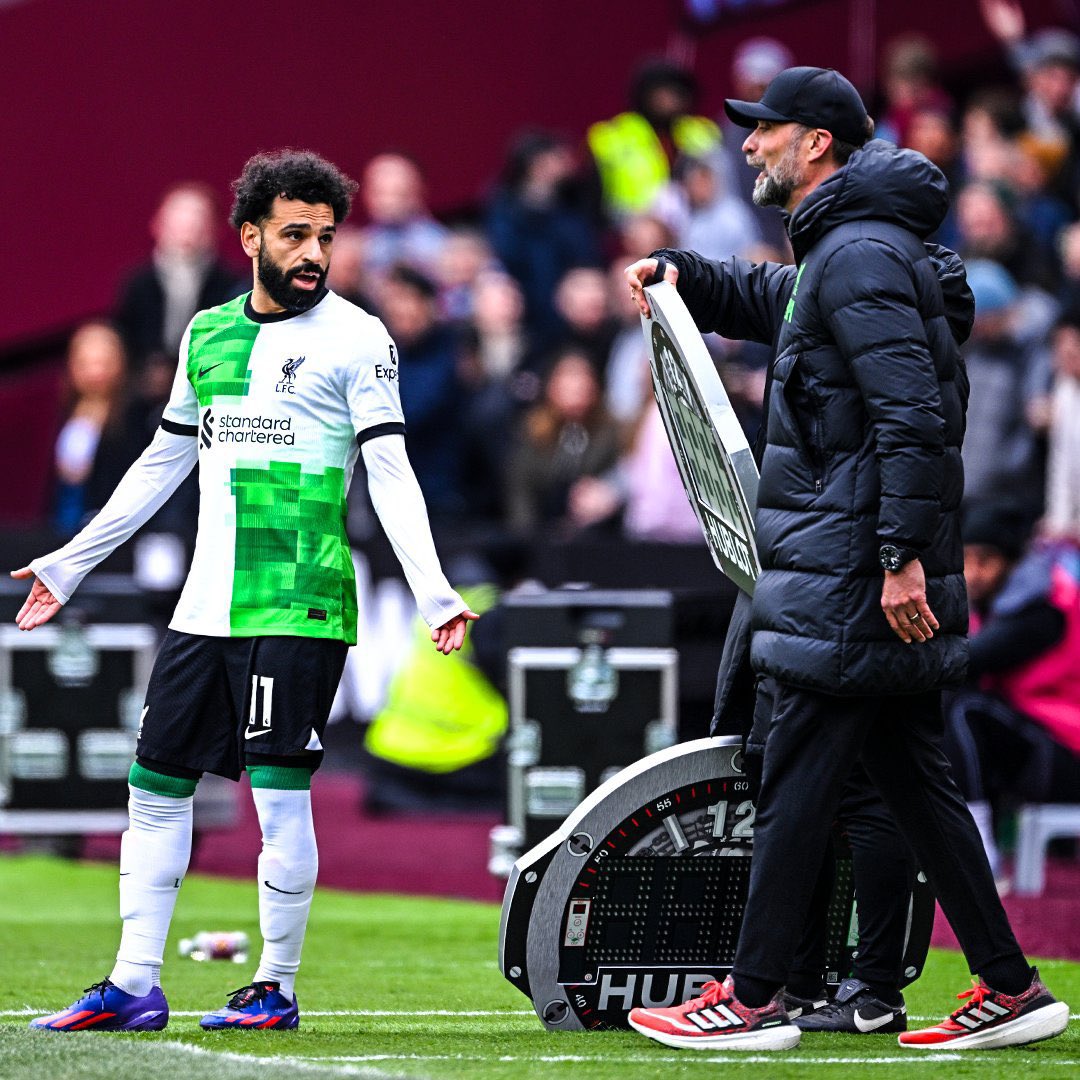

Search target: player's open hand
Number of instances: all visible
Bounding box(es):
[431,609,479,654]
[11,567,63,630]
[625,258,678,318]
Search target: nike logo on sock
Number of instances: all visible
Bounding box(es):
[263,880,304,895]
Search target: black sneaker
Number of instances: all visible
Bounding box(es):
[782,990,828,1020]
[794,978,906,1033]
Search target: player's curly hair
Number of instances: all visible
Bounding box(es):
[229,149,358,229]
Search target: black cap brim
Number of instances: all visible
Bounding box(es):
[723,97,794,129]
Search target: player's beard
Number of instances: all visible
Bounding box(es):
[258,248,328,313]
[749,136,805,209]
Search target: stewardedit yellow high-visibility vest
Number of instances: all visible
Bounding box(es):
[364,585,508,774]
[588,111,721,216]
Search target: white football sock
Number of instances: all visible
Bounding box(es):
[252,786,318,1001]
[110,786,193,997]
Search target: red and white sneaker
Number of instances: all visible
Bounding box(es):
[628,974,801,1051]
[899,969,1069,1050]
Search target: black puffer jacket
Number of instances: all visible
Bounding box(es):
[657,140,974,696]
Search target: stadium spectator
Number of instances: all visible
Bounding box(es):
[981,0,1080,207]
[615,213,677,268]
[1010,135,1075,266]
[1055,221,1080,311]
[51,322,131,535]
[360,153,448,288]
[325,224,380,315]
[458,271,538,520]
[1043,311,1080,540]
[380,264,464,519]
[960,260,1042,510]
[956,180,1058,294]
[875,35,952,149]
[587,57,720,221]
[946,503,1080,877]
[603,257,654,427]
[551,266,618,371]
[435,227,497,323]
[717,37,794,253]
[114,182,244,399]
[361,552,510,815]
[505,346,620,533]
[571,359,703,543]
[485,130,602,344]
[904,104,963,247]
[650,151,761,261]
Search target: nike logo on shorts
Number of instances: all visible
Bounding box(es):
[198,362,225,379]
[244,728,271,740]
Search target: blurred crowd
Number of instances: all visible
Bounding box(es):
[50,8,1080,554]
[38,0,1080,845]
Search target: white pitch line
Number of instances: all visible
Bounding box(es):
[292,1052,1080,1066]
[158,1042,397,1078]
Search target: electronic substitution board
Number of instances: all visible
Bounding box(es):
[499,736,933,1031]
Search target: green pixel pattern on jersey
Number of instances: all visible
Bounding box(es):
[229,460,358,641]
[187,295,259,404]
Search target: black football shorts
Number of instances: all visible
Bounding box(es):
[137,630,349,780]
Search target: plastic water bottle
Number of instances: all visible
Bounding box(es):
[178,931,249,963]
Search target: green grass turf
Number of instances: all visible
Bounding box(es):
[0,854,1077,1079]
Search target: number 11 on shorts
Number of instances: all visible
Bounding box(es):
[248,675,275,735]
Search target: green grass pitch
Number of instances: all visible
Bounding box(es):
[0,854,1077,1079]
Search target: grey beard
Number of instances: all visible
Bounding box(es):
[752,171,794,208]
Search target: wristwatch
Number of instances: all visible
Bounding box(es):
[879,543,919,573]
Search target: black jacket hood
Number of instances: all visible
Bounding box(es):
[787,140,950,263]
[927,243,975,347]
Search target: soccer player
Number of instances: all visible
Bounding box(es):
[19,150,477,1032]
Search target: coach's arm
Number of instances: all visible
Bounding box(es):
[626,249,796,344]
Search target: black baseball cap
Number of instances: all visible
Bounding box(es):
[724,66,870,146]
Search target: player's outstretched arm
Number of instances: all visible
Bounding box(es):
[360,432,475,651]
[10,568,63,630]
[431,609,480,654]
[20,424,198,623]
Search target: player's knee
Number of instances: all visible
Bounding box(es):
[130,758,200,799]
[245,754,319,790]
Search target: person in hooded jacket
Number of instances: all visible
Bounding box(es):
[624,67,1069,1053]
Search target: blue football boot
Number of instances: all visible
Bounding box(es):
[30,978,168,1031]
[199,980,299,1030]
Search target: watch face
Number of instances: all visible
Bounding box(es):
[880,545,902,572]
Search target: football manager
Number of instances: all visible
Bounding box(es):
[625,66,1069,1052]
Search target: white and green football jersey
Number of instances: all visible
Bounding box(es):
[162,290,403,644]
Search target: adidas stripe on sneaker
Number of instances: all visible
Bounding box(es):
[899,969,1068,1050]
[628,974,801,1051]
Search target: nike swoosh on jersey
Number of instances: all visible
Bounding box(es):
[264,880,305,895]
[198,362,225,378]
[244,727,272,740]
[854,1008,901,1033]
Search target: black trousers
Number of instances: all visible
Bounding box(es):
[787,761,916,992]
[733,682,1026,987]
